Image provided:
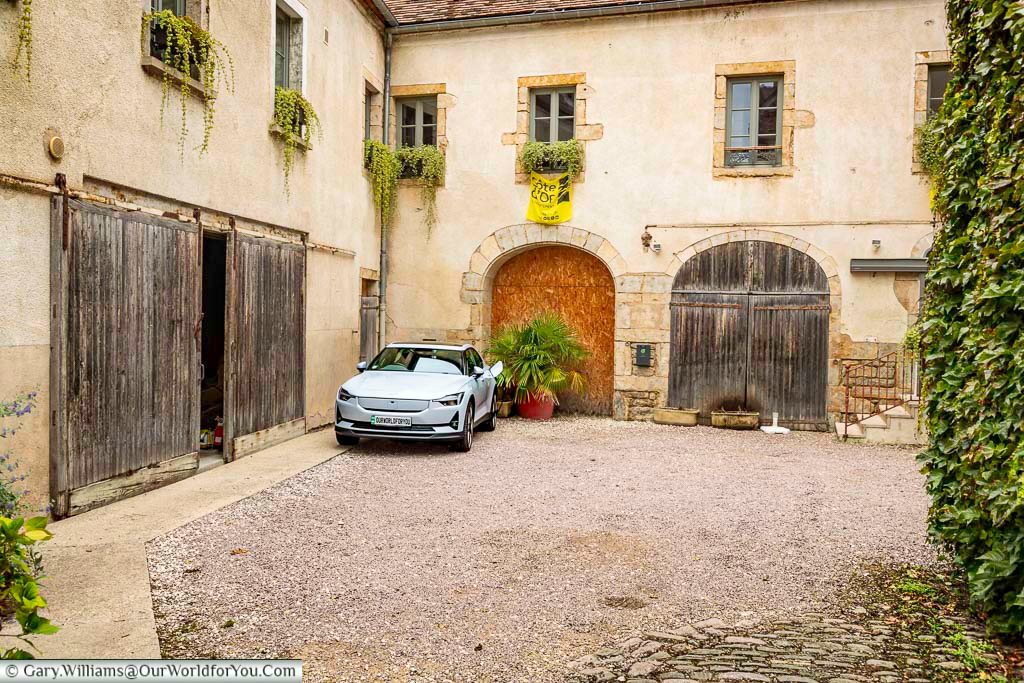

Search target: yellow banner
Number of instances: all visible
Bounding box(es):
[526,172,572,225]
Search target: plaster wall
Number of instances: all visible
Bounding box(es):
[0,0,386,506]
[385,0,945,417]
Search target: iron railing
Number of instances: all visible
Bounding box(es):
[841,346,920,439]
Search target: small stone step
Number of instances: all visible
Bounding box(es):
[860,414,889,428]
[882,405,913,419]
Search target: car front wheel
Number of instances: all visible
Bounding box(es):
[452,403,474,452]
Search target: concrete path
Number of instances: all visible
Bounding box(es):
[39,429,343,658]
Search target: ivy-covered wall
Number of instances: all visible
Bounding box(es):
[918,0,1024,635]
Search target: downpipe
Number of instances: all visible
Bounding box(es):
[378,31,393,353]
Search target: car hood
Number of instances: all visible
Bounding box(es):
[343,371,472,400]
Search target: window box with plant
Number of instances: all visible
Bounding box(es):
[486,313,589,421]
[140,7,234,156]
[519,139,584,179]
[271,87,322,190]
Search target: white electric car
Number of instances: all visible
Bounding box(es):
[335,343,503,452]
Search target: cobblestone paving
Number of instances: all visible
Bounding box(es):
[568,611,1007,683]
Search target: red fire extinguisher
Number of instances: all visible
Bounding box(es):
[214,417,224,447]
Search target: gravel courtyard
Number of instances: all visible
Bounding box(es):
[148,417,935,682]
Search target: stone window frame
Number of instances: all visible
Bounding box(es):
[501,73,603,184]
[912,50,951,174]
[272,0,308,94]
[388,83,451,187]
[363,70,384,143]
[140,0,209,97]
[713,60,796,179]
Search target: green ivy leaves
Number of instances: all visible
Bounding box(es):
[0,516,57,659]
[395,145,445,234]
[917,0,1024,636]
[364,140,399,228]
[273,87,322,192]
[520,139,584,180]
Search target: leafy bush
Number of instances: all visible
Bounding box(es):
[273,87,322,191]
[0,393,56,658]
[364,140,399,228]
[485,313,589,404]
[140,10,235,156]
[520,140,584,180]
[395,145,445,234]
[916,113,945,182]
[917,0,1024,635]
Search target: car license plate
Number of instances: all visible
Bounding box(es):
[370,415,412,427]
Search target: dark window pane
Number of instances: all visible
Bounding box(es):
[557,117,574,141]
[758,108,777,138]
[730,81,751,109]
[422,125,436,146]
[534,117,550,142]
[401,103,416,127]
[757,133,777,146]
[534,93,551,118]
[401,126,416,148]
[558,91,575,117]
[422,99,437,126]
[758,80,778,109]
[928,65,950,114]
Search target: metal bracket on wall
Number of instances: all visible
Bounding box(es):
[55,173,69,251]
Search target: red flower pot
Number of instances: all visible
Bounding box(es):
[517,394,555,420]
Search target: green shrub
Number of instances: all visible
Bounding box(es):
[519,140,584,180]
[364,140,399,228]
[916,113,945,182]
[273,87,322,192]
[140,10,235,157]
[0,516,57,659]
[917,0,1024,636]
[395,145,445,234]
[485,313,589,404]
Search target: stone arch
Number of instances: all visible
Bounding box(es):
[911,231,934,258]
[461,223,626,308]
[666,229,845,423]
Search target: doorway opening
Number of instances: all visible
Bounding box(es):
[200,234,227,462]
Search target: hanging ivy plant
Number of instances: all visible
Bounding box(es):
[916,114,945,182]
[916,0,1024,637]
[520,139,584,180]
[395,145,445,234]
[363,139,399,228]
[12,0,32,80]
[140,10,235,157]
[272,87,322,192]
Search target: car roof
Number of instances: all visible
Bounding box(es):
[386,342,474,351]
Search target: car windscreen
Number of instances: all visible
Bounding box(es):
[368,347,465,375]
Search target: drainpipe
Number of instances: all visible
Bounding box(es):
[378,30,393,352]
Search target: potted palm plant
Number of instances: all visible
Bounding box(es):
[486,313,589,420]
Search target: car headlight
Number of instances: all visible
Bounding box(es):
[338,387,355,401]
[432,393,463,407]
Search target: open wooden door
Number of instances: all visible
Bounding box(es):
[224,234,306,460]
[50,197,201,516]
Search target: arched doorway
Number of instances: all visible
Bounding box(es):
[491,245,615,415]
[669,240,830,430]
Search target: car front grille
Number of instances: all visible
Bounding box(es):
[348,421,441,433]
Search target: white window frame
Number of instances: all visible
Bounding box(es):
[269,0,308,94]
[530,87,576,143]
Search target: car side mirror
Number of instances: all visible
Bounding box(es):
[356,361,367,373]
[490,361,503,378]
[472,366,485,378]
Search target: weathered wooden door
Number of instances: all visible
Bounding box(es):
[669,240,830,429]
[226,234,306,459]
[50,198,201,516]
[359,295,379,363]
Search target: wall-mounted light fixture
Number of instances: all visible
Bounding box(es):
[871,239,881,251]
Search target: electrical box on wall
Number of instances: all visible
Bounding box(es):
[634,343,652,367]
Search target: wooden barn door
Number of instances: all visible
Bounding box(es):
[668,240,830,430]
[225,234,306,459]
[491,245,615,415]
[51,198,200,516]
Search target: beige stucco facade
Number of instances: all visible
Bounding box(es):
[384,0,946,419]
[1,0,385,511]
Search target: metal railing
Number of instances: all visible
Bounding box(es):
[841,346,920,439]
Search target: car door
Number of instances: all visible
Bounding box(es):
[465,348,490,413]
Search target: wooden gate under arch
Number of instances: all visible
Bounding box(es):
[668,240,830,430]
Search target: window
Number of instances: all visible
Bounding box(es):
[272,0,305,92]
[398,97,438,147]
[531,88,575,142]
[274,7,291,89]
[725,76,783,166]
[465,349,484,374]
[364,86,374,140]
[927,64,950,114]
[148,0,188,63]
[152,0,185,13]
